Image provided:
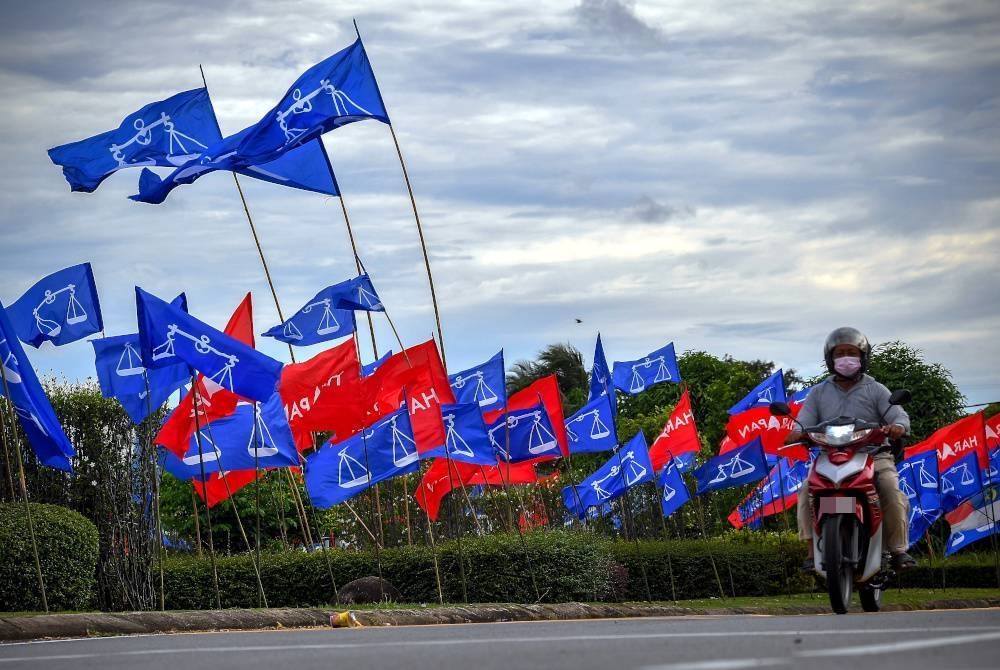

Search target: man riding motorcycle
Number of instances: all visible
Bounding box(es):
[790,327,916,571]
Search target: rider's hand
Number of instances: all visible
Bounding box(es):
[784,430,803,445]
[882,423,906,439]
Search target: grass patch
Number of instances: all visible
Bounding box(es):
[665,587,1000,610]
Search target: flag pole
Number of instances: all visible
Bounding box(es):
[142,377,167,611]
[354,22,447,367]
[0,407,15,500]
[188,379,222,609]
[0,393,48,612]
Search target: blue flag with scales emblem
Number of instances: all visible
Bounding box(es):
[612,341,681,395]
[92,333,189,424]
[159,393,299,478]
[48,88,217,192]
[304,406,419,509]
[729,370,787,415]
[449,350,506,413]
[588,334,613,403]
[487,402,561,462]
[0,301,75,471]
[261,283,358,346]
[562,432,654,520]
[658,455,692,518]
[136,287,282,402]
[422,402,497,465]
[897,449,943,548]
[7,263,103,348]
[133,39,386,203]
[693,437,768,494]
[564,394,617,454]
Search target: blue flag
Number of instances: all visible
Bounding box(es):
[136,287,282,402]
[47,88,218,192]
[423,403,497,465]
[983,447,1000,485]
[449,350,506,413]
[940,452,982,512]
[562,432,654,519]
[362,350,392,377]
[612,342,681,395]
[488,402,561,462]
[588,333,613,403]
[160,393,300,478]
[261,283,357,346]
[92,334,189,424]
[0,301,74,471]
[232,38,390,166]
[564,395,617,454]
[693,438,768,494]
[729,370,787,415]
[945,485,1000,555]
[659,456,691,518]
[304,407,420,509]
[132,39,386,204]
[7,263,103,348]
[898,449,943,548]
[330,274,384,312]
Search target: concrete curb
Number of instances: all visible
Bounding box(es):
[2,598,998,641]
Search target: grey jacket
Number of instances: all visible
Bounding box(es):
[796,374,910,434]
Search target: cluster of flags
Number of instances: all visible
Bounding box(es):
[3,266,998,553]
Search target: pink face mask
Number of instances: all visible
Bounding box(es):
[834,356,862,377]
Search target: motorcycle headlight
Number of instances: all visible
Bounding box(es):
[812,425,872,446]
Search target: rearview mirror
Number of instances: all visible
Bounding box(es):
[888,389,911,406]
[769,401,792,417]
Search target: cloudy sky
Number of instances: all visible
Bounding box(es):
[1,0,998,406]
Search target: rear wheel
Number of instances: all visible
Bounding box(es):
[859,584,882,612]
[823,515,853,614]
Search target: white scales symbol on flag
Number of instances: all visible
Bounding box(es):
[109,113,208,168]
[590,450,648,500]
[488,410,557,460]
[152,324,239,392]
[708,452,757,485]
[276,79,376,145]
[284,298,343,341]
[451,370,499,408]
[565,408,611,443]
[1,339,22,384]
[628,356,671,393]
[32,284,89,338]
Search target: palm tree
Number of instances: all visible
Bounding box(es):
[507,342,588,396]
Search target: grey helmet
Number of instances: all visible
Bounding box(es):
[824,327,871,375]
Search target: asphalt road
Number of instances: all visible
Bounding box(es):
[1,608,998,670]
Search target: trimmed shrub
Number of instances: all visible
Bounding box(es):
[0,502,100,611]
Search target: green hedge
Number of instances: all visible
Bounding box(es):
[0,502,100,611]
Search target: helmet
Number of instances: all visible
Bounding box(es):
[824,327,871,375]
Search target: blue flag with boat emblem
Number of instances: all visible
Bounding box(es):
[449,350,506,413]
[136,287,282,402]
[261,283,357,346]
[612,342,681,395]
[564,395,617,454]
[304,407,419,508]
[0,300,75,471]
[7,263,103,348]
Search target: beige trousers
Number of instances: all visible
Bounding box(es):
[796,452,909,554]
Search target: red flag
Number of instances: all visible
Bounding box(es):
[484,375,568,456]
[278,338,362,450]
[155,294,254,457]
[725,403,801,456]
[193,469,259,508]
[986,414,1000,451]
[362,339,455,455]
[414,458,539,520]
[649,388,700,470]
[908,412,989,471]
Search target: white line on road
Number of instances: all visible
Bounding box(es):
[2,626,999,664]
[640,629,1000,670]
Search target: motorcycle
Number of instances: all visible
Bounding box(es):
[770,389,910,614]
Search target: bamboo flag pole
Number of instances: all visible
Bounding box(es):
[0,393,47,612]
[188,379,222,609]
[353,22,447,367]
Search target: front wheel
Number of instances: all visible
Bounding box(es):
[859,584,882,612]
[823,515,854,614]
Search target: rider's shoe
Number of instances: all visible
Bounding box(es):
[891,551,916,569]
